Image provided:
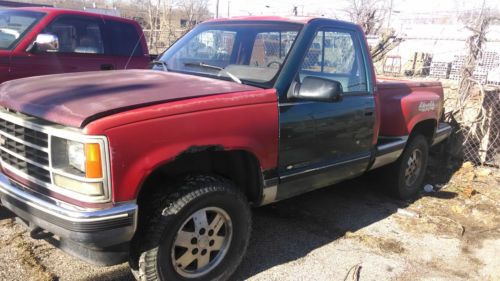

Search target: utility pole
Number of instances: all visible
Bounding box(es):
[227,1,230,17]
[387,0,393,28]
[216,0,219,18]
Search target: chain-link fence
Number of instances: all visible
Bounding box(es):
[445,84,500,167]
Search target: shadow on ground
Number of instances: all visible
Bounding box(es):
[233,176,405,280]
[0,206,14,220]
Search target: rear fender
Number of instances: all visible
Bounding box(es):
[402,91,441,134]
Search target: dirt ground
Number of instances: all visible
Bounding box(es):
[0,153,499,281]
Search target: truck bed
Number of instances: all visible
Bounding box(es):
[376,78,445,137]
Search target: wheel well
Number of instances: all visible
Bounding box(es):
[410,119,436,144]
[137,147,262,207]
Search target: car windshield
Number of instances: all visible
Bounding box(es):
[158,22,303,87]
[0,10,45,50]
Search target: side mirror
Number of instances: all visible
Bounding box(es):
[291,76,343,102]
[29,33,59,53]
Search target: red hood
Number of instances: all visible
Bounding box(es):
[0,70,258,128]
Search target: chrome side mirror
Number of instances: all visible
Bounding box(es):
[30,33,59,53]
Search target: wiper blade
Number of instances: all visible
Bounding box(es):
[151,60,168,71]
[184,62,242,84]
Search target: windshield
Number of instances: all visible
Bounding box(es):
[0,10,46,50]
[158,22,303,86]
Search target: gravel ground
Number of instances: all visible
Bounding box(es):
[0,157,499,281]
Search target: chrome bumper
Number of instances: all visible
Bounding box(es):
[0,172,137,248]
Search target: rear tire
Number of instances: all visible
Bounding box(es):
[383,135,429,200]
[130,175,251,281]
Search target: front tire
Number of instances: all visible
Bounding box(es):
[383,135,429,200]
[130,175,251,281]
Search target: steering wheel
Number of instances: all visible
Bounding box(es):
[267,61,282,68]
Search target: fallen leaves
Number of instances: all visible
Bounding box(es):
[461,186,478,198]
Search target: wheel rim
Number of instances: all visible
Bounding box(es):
[404,148,422,186]
[171,206,233,278]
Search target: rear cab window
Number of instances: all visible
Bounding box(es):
[250,31,298,69]
[106,20,144,57]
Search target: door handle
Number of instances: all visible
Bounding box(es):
[100,64,114,70]
[364,108,374,116]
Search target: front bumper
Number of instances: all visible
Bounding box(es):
[0,172,137,265]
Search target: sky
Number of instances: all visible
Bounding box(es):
[212,0,499,20]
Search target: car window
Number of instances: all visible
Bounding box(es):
[161,23,302,86]
[0,10,45,50]
[107,21,143,56]
[44,16,104,54]
[301,29,367,93]
[249,31,298,69]
[173,30,236,68]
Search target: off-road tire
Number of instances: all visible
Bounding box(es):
[383,135,429,200]
[129,175,252,281]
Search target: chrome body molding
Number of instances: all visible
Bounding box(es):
[260,185,277,206]
[432,122,453,146]
[369,136,408,171]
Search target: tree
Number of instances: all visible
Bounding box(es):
[175,0,210,30]
[345,0,385,35]
[344,0,403,63]
[458,5,500,106]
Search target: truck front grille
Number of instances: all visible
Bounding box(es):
[0,118,51,184]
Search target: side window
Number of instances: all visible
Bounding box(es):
[44,16,104,54]
[249,31,298,68]
[301,29,367,93]
[107,21,143,56]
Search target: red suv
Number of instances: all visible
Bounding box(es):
[0,7,150,83]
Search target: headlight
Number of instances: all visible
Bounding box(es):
[68,140,85,172]
[50,136,108,200]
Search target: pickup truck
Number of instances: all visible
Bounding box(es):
[0,16,451,280]
[0,7,149,83]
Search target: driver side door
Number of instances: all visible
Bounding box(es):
[277,27,375,199]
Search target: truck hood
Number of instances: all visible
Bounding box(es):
[0,70,259,128]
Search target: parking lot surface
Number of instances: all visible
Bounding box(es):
[1,158,499,281]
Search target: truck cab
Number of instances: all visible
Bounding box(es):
[0,16,451,281]
[0,7,150,83]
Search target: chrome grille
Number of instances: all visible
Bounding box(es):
[0,119,48,147]
[0,118,51,184]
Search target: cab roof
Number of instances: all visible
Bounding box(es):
[205,16,315,25]
[203,16,360,30]
[11,7,136,23]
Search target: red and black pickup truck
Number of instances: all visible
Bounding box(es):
[0,7,150,83]
[0,16,451,280]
